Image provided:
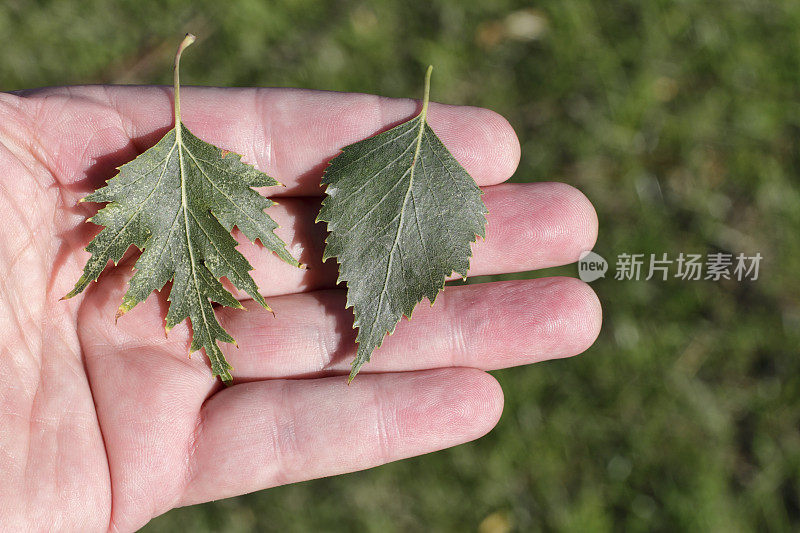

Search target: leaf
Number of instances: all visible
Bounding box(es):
[317,66,487,381]
[65,34,300,382]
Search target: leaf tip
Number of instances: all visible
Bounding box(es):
[348,358,365,383]
[62,288,79,301]
[63,277,88,300]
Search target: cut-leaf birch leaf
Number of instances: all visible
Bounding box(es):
[317,66,487,382]
[64,34,300,382]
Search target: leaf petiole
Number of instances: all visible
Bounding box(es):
[421,64,433,121]
[173,33,196,132]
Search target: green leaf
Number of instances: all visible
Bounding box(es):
[318,66,487,381]
[65,34,299,381]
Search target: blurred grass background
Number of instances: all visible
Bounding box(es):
[3,0,799,530]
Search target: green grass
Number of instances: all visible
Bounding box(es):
[3,0,799,530]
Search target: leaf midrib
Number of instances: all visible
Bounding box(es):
[374,113,427,331]
[177,132,213,338]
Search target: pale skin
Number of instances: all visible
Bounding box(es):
[0,84,601,532]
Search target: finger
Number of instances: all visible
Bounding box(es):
[180,368,503,505]
[83,270,601,379]
[234,181,598,298]
[70,181,597,300]
[215,277,601,379]
[17,85,520,195]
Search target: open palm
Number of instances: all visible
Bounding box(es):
[0,85,600,531]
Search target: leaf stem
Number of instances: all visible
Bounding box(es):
[421,65,433,122]
[173,33,196,133]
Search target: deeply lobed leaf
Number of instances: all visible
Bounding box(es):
[67,124,298,381]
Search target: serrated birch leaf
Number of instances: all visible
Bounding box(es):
[64,34,300,382]
[318,66,487,381]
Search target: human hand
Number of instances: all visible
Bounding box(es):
[0,86,600,531]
